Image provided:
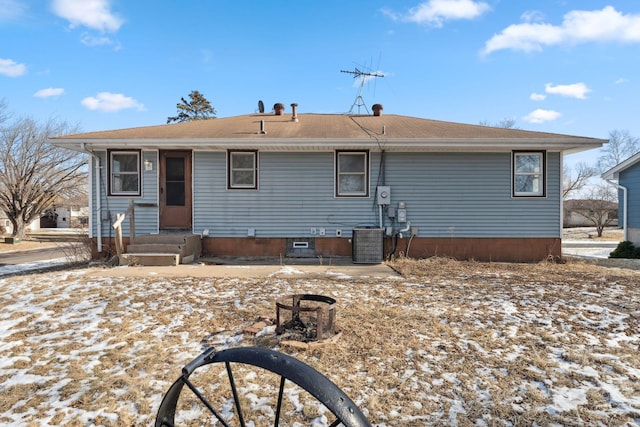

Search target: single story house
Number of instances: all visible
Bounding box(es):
[0,212,40,236]
[602,151,640,246]
[40,205,90,229]
[563,199,618,228]
[51,103,605,262]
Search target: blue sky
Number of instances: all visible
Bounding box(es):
[2,0,640,168]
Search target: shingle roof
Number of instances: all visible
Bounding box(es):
[51,113,606,153]
[601,151,640,179]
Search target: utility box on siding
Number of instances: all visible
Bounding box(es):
[352,227,384,264]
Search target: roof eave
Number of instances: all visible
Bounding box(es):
[50,137,606,153]
[601,151,640,180]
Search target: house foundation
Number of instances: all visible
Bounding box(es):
[91,236,561,263]
[198,237,561,263]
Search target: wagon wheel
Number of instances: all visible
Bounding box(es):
[156,346,371,427]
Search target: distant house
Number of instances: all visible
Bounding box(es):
[51,103,605,262]
[0,212,40,236]
[0,212,10,235]
[563,199,618,228]
[602,151,640,245]
[40,205,90,229]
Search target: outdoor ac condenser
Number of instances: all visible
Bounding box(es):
[352,227,383,264]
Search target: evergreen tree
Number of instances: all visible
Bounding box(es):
[167,90,216,123]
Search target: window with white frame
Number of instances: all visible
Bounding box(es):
[513,151,545,197]
[228,150,257,189]
[336,150,369,197]
[108,150,141,196]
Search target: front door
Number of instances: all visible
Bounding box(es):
[159,150,192,229]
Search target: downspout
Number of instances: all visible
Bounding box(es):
[606,179,628,241]
[81,143,103,253]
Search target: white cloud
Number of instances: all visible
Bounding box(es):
[34,88,64,98]
[615,77,628,84]
[523,109,561,124]
[0,0,27,21]
[81,92,145,112]
[386,0,490,27]
[520,10,545,23]
[0,58,26,77]
[81,33,113,46]
[482,6,640,55]
[545,82,591,99]
[52,0,123,32]
[530,92,546,101]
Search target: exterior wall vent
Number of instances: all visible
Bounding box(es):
[286,238,315,257]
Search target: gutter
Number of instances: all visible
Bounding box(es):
[605,178,628,242]
[51,137,606,153]
[81,143,103,253]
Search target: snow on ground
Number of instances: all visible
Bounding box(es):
[0,259,639,426]
[0,257,70,277]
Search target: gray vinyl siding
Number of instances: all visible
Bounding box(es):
[194,151,382,237]
[90,150,159,238]
[620,163,640,228]
[193,150,561,239]
[382,152,560,238]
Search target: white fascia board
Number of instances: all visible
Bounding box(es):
[602,152,640,179]
[50,137,605,153]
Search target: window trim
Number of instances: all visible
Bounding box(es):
[227,150,258,190]
[335,150,370,197]
[512,150,546,197]
[108,149,141,196]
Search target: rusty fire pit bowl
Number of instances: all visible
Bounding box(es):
[276,294,337,343]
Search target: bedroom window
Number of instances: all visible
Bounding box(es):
[336,150,369,197]
[228,150,257,189]
[108,150,141,196]
[513,151,546,197]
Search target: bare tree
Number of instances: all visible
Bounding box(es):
[167,90,216,123]
[0,110,87,239]
[563,161,597,199]
[573,183,618,237]
[597,129,640,172]
[479,117,519,129]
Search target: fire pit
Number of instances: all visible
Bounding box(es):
[276,294,337,343]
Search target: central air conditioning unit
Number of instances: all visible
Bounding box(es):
[352,227,384,264]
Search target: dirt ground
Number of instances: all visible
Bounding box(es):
[562,226,624,241]
[0,240,62,252]
[1,256,639,426]
[0,226,624,255]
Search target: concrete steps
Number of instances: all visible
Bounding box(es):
[120,233,201,266]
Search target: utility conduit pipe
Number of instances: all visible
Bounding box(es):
[606,179,628,242]
[82,143,102,253]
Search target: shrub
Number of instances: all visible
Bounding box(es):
[609,241,640,259]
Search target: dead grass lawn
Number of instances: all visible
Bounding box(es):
[0,258,639,425]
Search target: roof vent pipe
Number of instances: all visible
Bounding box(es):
[372,104,383,116]
[290,103,298,122]
[259,120,266,134]
[274,103,285,115]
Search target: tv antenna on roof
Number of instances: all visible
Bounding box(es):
[341,67,384,114]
